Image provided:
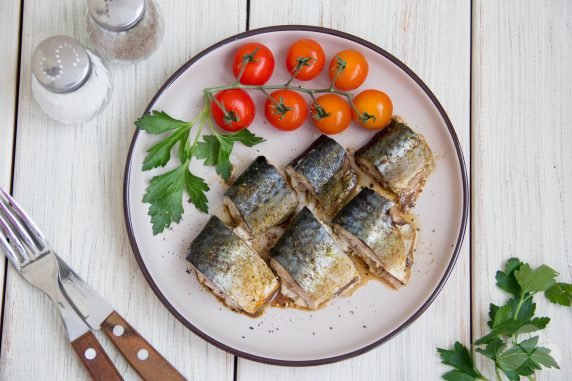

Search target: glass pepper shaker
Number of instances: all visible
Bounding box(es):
[86,0,164,64]
[31,35,112,124]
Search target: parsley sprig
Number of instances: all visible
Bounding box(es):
[135,99,264,235]
[437,258,571,380]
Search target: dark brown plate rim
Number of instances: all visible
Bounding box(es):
[123,25,469,367]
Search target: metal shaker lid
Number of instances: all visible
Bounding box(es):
[31,36,92,93]
[88,0,146,32]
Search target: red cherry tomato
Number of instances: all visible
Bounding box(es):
[285,39,326,81]
[210,89,255,132]
[329,50,369,91]
[311,94,352,134]
[352,89,393,130]
[264,90,308,131]
[232,43,275,85]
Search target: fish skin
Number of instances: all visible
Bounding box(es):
[332,188,410,285]
[186,216,279,315]
[224,156,298,235]
[270,207,359,308]
[355,118,434,207]
[288,135,357,215]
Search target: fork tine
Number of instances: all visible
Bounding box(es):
[0,196,41,254]
[0,211,29,267]
[0,188,47,251]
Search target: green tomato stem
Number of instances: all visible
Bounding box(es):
[203,83,361,119]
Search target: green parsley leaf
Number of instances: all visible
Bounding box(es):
[517,336,539,352]
[223,128,265,147]
[492,304,513,327]
[143,165,187,235]
[499,338,559,379]
[501,360,538,381]
[515,317,550,334]
[530,347,559,369]
[142,163,210,235]
[177,129,191,163]
[475,338,505,361]
[545,282,572,306]
[487,304,499,328]
[508,296,536,321]
[475,317,548,345]
[515,264,558,294]
[437,342,484,380]
[184,170,209,213]
[495,258,523,296]
[135,110,188,134]
[143,128,188,170]
[194,130,265,181]
[216,139,234,180]
[194,135,220,165]
[496,346,529,371]
[442,370,479,381]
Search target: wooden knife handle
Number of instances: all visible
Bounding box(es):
[101,311,186,381]
[71,331,123,381]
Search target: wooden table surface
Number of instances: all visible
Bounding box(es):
[0,0,570,380]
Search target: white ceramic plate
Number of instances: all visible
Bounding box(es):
[124,26,468,365]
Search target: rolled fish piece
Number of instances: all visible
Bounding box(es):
[187,216,280,315]
[286,135,357,217]
[224,156,298,236]
[331,187,416,289]
[355,118,434,208]
[270,207,359,309]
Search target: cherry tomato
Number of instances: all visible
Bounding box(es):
[285,39,326,81]
[329,50,369,91]
[232,43,275,85]
[352,89,393,130]
[210,89,255,132]
[311,94,352,134]
[264,90,308,131]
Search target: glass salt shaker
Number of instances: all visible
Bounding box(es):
[86,0,164,64]
[31,35,112,124]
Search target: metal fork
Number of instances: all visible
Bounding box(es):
[0,188,185,381]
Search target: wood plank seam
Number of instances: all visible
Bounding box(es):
[469,0,475,346]
[0,0,25,353]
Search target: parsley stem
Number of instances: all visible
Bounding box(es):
[495,366,503,381]
[189,103,209,151]
[513,294,531,319]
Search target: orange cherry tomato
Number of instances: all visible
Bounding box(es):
[264,90,308,131]
[210,89,256,132]
[328,50,369,91]
[285,39,326,81]
[352,89,393,130]
[311,94,352,134]
[232,43,275,85]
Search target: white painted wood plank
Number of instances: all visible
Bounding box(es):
[0,0,21,337]
[473,0,572,379]
[240,1,471,379]
[0,0,246,379]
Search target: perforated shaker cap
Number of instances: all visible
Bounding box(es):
[88,0,146,32]
[31,36,92,93]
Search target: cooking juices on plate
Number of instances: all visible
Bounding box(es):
[187,124,434,316]
[136,38,435,315]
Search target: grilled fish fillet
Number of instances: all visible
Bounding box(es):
[186,216,280,315]
[269,207,359,309]
[286,135,357,217]
[331,188,416,288]
[224,156,298,236]
[355,118,434,208]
